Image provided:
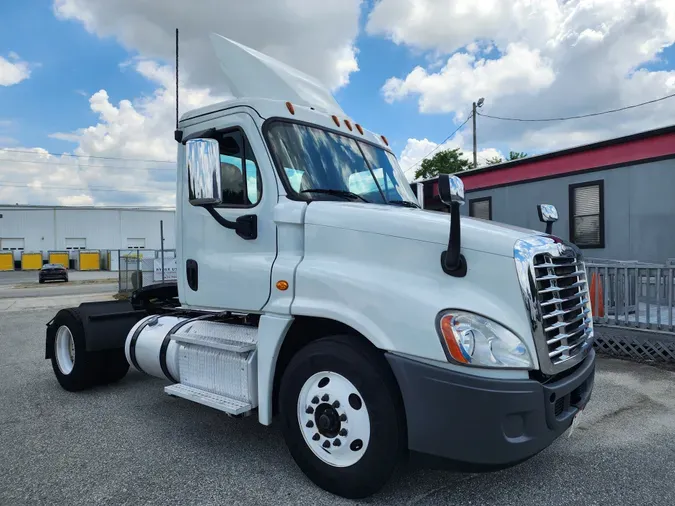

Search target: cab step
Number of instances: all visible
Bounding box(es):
[164,384,252,416]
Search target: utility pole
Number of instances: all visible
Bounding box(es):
[160,220,165,283]
[472,97,485,169]
[472,102,478,169]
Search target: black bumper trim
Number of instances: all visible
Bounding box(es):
[386,349,595,467]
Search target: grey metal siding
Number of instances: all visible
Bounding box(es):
[460,158,675,263]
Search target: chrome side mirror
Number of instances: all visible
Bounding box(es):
[537,204,558,223]
[438,174,465,206]
[537,204,558,235]
[437,174,466,278]
[187,138,222,206]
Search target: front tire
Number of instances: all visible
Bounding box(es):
[279,335,406,499]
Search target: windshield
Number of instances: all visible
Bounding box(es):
[265,122,417,205]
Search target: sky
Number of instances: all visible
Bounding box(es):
[0,0,674,207]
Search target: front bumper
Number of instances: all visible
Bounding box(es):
[386,349,595,467]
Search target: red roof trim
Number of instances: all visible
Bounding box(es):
[459,131,675,191]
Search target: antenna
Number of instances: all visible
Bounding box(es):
[175,28,179,130]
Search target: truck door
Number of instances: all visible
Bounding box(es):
[180,112,277,311]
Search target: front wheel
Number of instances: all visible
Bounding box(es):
[279,335,406,499]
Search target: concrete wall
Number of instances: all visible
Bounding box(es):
[0,207,176,259]
[460,158,675,263]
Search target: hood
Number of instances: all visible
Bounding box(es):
[304,202,543,258]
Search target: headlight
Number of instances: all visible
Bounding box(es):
[436,310,532,368]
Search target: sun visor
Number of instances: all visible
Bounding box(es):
[209,33,345,116]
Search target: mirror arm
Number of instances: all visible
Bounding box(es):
[440,201,467,277]
[545,222,553,235]
[204,205,258,240]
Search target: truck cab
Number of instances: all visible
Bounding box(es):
[44,34,596,499]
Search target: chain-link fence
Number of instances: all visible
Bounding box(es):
[108,249,177,293]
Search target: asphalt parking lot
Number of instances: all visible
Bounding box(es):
[2,307,675,506]
[0,270,116,286]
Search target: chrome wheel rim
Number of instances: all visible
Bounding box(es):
[297,371,370,468]
[55,325,75,375]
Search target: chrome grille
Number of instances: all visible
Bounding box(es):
[514,236,594,376]
[532,254,593,366]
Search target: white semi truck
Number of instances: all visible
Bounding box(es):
[44,34,596,499]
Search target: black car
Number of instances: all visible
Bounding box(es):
[39,264,69,283]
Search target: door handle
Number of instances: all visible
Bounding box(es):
[186,259,198,291]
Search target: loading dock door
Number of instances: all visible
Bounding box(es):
[65,238,86,250]
[21,252,43,270]
[1,238,25,251]
[49,252,69,268]
[79,251,100,271]
[0,252,13,271]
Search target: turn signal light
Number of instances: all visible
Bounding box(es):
[439,314,470,364]
[276,280,289,291]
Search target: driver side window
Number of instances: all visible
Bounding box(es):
[217,129,262,207]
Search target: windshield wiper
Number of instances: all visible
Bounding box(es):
[300,189,370,203]
[388,200,420,209]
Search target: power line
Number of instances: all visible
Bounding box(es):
[404,113,472,175]
[477,91,675,122]
[0,148,175,164]
[0,182,174,194]
[0,157,175,171]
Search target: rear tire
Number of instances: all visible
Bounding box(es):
[97,349,130,385]
[50,309,99,391]
[279,335,406,499]
[49,309,130,391]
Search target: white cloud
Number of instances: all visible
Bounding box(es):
[19,0,365,207]
[1,57,228,206]
[382,43,555,113]
[52,0,363,91]
[18,58,229,207]
[398,131,502,181]
[0,52,31,86]
[369,0,675,152]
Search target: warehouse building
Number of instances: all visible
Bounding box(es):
[413,125,675,264]
[0,205,175,270]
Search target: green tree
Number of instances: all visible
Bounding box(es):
[485,151,528,165]
[508,150,528,160]
[414,147,472,180]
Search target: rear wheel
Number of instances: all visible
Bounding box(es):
[279,335,406,499]
[97,349,129,385]
[49,309,129,391]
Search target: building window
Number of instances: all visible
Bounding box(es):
[217,129,262,207]
[569,180,604,248]
[469,197,492,220]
